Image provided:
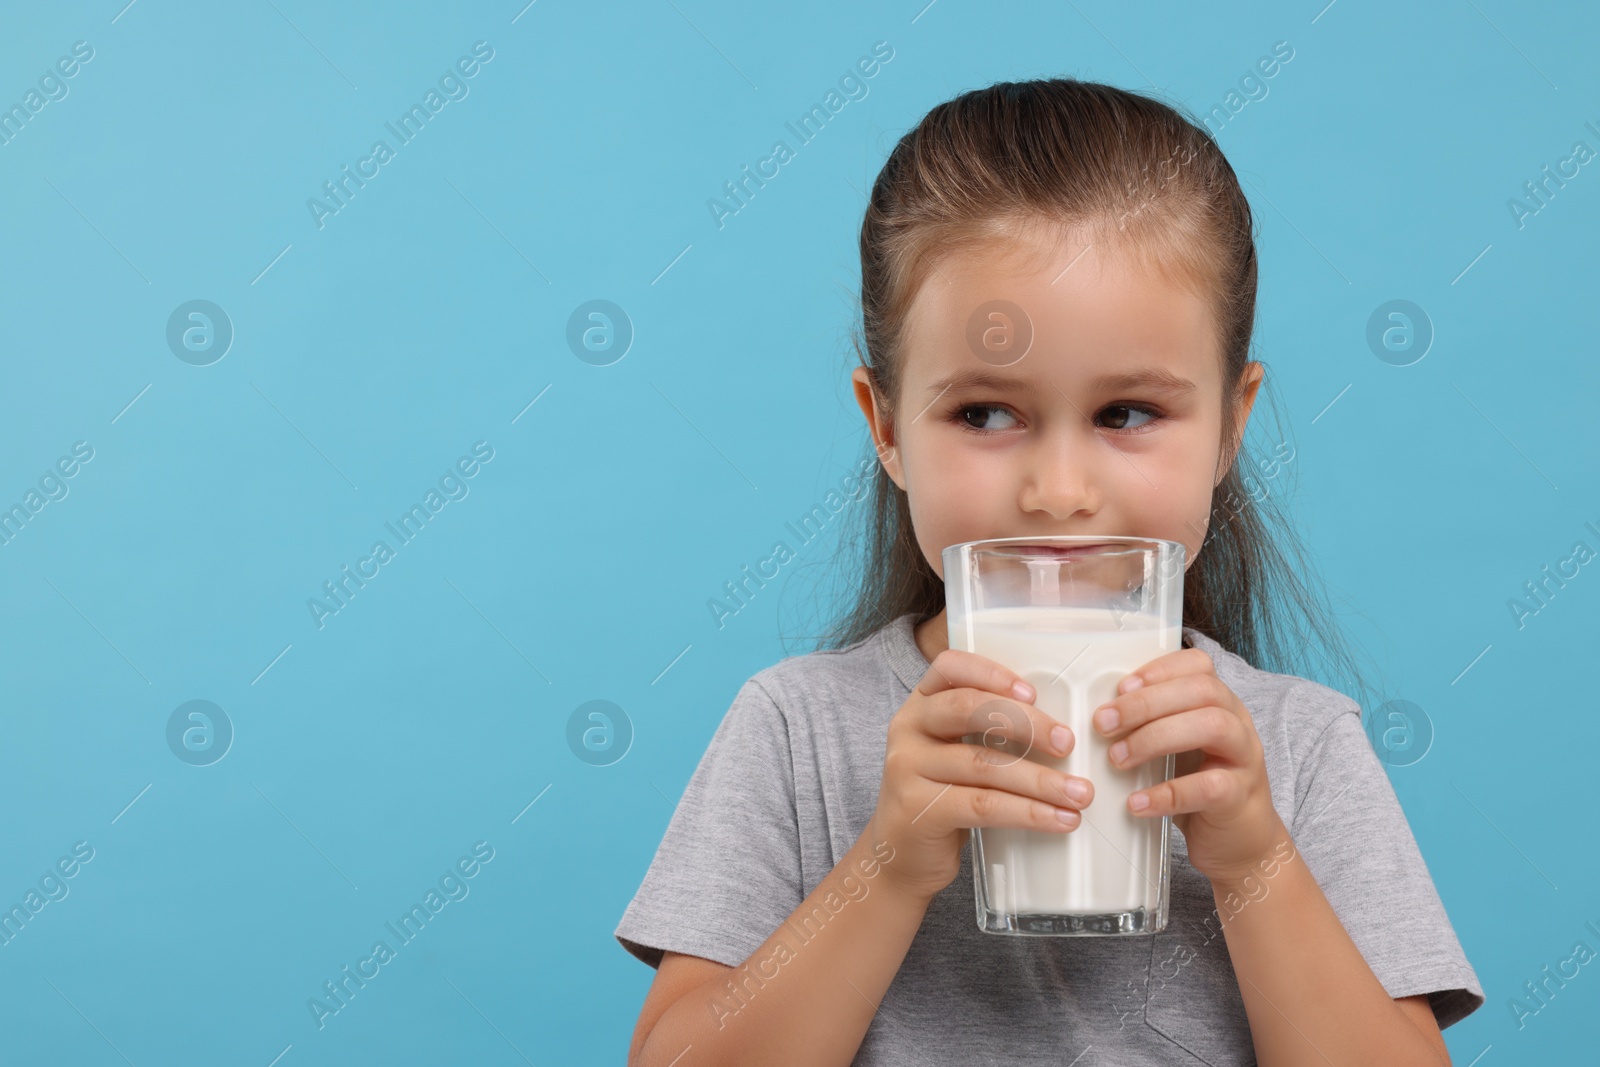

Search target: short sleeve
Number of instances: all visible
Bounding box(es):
[1289,690,1485,1029]
[615,677,804,970]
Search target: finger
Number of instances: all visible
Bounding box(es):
[920,737,1095,811]
[1128,766,1242,818]
[913,781,1083,833]
[916,688,1075,759]
[916,648,1037,704]
[1112,646,1214,697]
[1093,671,1233,739]
[1106,706,1253,772]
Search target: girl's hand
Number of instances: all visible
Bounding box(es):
[864,649,1097,904]
[1091,647,1287,886]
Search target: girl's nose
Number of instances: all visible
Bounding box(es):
[1017,438,1102,520]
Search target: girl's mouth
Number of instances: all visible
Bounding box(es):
[1022,542,1119,558]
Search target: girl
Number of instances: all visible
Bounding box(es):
[617,78,1482,1066]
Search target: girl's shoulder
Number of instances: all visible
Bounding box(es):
[739,614,923,723]
[1184,626,1363,751]
[1186,628,1387,844]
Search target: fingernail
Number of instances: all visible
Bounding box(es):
[1012,680,1035,702]
[1109,740,1128,765]
[1056,807,1080,826]
[1051,725,1072,752]
[1094,706,1119,733]
[1129,792,1150,812]
[1119,675,1144,693]
[1063,777,1090,805]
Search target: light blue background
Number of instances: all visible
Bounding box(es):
[0,0,1594,1063]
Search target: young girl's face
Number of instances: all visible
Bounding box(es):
[853,228,1263,581]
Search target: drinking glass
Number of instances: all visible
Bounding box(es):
[941,536,1184,936]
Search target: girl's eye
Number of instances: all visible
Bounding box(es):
[954,403,1018,432]
[1098,403,1160,432]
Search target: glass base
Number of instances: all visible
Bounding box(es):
[968,756,1176,938]
[975,900,1167,936]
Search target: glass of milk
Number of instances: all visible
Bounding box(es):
[941,536,1184,936]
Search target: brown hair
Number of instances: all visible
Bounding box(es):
[803,77,1377,706]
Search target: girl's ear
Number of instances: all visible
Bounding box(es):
[851,365,905,489]
[1216,361,1266,484]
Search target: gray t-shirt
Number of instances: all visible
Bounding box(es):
[616,613,1483,1064]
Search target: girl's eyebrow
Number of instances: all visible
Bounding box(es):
[924,367,1198,398]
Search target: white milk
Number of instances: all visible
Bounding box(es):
[952,605,1177,916]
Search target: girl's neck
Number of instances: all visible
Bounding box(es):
[913,608,949,665]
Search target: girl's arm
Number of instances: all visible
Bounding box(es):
[632,828,930,1067]
[1088,650,1463,1065]
[1213,830,1451,1066]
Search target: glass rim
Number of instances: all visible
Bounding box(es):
[943,535,1183,561]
